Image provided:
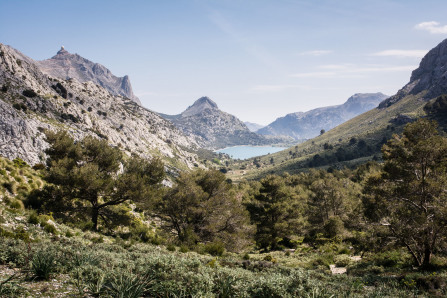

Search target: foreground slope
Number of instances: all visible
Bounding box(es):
[257,93,388,140]
[0,43,198,170]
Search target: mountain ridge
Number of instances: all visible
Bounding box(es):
[257,92,388,140]
[37,47,141,105]
[0,43,198,171]
[379,38,447,108]
[233,39,447,179]
[161,97,293,150]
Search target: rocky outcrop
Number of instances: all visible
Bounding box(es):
[0,43,198,170]
[161,97,291,149]
[379,38,447,108]
[258,93,388,140]
[37,47,141,105]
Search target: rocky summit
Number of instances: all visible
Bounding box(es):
[257,93,388,140]
[379,38,447,108]
[37,46,141,105]
[161,97,292,150]
[0,43,198,170]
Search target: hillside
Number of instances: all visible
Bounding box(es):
[1,155,446,297]
[230,39,447,179]
[0,43,199,171]
[161,96,293,150]
[257,93,388,140]
[38,47,141,105]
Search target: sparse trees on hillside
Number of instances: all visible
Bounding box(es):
[364,119,447,267]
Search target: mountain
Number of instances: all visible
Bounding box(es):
[233,39,447,179]
[0,43,198,171]
[244,122,264,132]
[379,38,447,108]
[257,93,388,140]
[37,47,141,105]
[161,97,292,149]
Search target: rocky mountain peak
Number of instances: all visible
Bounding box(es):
[56,46,69,56]
[181,96,219,117]
[0,43,199,169]
[379,38,447,108]
[408,38,447,97]
[37,48,141,105]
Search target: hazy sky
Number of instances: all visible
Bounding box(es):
[1,0,447,125]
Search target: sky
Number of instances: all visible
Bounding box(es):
[1,0,447,125]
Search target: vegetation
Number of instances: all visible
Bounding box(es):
[159,169,253,251]
[2,119,447,296]
[31,130,165,231]
[364,119,447,267]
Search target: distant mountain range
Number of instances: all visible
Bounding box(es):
[37,47,141,105]
[257,93,388,140]
[160,97,292,150]
[0,44,198,170]
[240,38,447,177]
[244,122,264,132]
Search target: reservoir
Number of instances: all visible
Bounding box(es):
[216,145,288,160]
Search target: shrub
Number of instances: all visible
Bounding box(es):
[22,89,37,98]
[263,254,277,263]
[323,216,344,238]
[372,250,410,268]
[43,223,58,234]
[179,245,189,253]
[2,181,16,194]
[203,241,225,257]
[334,254,352,267]
[8,198,24,210]
[31,249,56,280]
[106,271,151,298]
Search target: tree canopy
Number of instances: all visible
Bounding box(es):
[364,119,447,266]
[160,169,253,251]
[38,131,165,231]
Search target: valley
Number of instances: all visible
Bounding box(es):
[1,8,447,295]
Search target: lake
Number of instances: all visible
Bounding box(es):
[215,145,288,160]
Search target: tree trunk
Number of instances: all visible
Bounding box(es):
[423,245,432,267]
[92,207,99,231]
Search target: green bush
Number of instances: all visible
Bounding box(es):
[203,241,225,256]
[32,249,57,280]
[43,223,58,234]
[2,181,16,194]
[334,254,352,267]
[8,198,24,210]
[12,158,28,168]
[179,245,189,253]
[372,250,410,268]
[106,271,151,298]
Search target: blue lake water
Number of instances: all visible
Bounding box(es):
[215,146,288,160]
